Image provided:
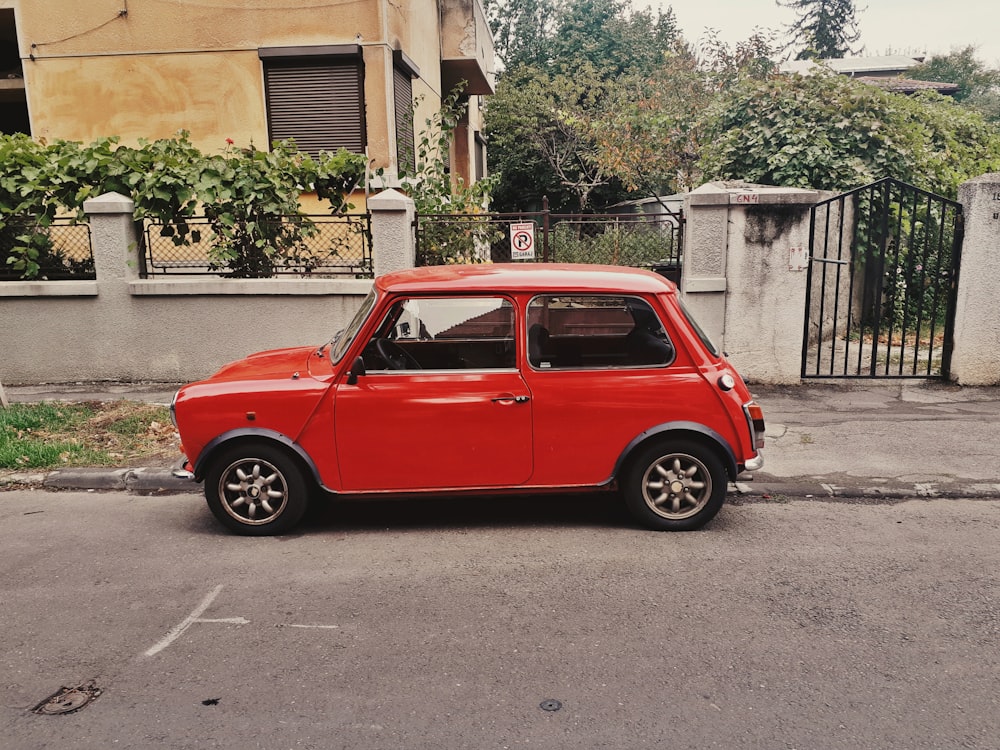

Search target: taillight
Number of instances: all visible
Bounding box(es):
[745,402,766,450]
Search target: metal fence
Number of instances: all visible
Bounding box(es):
[0,218,95,281]
[141,214,373,278]
[415,203,683,281]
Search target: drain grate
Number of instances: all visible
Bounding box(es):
[33,682,101,715]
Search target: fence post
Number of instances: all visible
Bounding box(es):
[83,192,140,283]
[951,173,1000,385]
[542,195,550,262]
[682,183,820,384]
[368,188,416,277]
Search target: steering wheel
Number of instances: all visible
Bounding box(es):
[375,338,422,370]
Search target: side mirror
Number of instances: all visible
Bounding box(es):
[346,356,366,385]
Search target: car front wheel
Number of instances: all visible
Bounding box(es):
[204,443,309,535]
[622,440,727,531]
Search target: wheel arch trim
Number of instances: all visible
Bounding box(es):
[612,422,739,481]
[193,428,330,491]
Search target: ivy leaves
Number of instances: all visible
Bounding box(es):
[0,132,367,278]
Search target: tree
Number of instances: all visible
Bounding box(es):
[909,46,1000,122]
[587,31,777,199]
[779,0,862,60]
[486,0,562,71]
[483,0,682,211]
[700,71,1000,198]
[588,51,708,198]
[487,63,620,212]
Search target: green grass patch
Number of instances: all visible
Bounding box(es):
[0,401,175,469]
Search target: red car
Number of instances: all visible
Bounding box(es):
[171,264,765,535]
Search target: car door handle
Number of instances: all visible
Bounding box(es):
[491,395,530,404]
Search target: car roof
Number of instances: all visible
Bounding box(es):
[375,263,676,296]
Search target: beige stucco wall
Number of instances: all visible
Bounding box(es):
[26,51,269,147]
[16,0,446,170]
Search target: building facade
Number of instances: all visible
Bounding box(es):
[0,0,494,190]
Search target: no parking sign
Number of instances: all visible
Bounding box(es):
[510,222,536,260]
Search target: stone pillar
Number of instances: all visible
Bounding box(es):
[952,173,1000,385]
[682,184,819,384]
[81,192,142,376]
[369,188,416,277]
[681,184,731,347]
[83,192,140,283]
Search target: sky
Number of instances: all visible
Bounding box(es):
[636,0,1000,67]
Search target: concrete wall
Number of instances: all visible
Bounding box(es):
[682,184,821,384]
[682,177,999,386]
[0,192,397,385]
[5,175,1000,387]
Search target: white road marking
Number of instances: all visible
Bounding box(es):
[143,585,341,656]
[285,624,340,629]
[145,584,242,657]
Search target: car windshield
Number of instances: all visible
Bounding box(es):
[329,290,377,363]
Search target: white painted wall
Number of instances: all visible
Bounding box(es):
[682,184,820,385]
[952,174,1000,385]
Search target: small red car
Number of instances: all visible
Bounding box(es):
[171,264,765,535]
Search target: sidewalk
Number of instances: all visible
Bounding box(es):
[4,380,1000,500]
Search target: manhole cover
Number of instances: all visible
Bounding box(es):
[33,683,101,715]
[539,699,562,712]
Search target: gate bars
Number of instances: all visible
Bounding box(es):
[802,178,963,379]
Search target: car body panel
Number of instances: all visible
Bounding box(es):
[334,369,533,491]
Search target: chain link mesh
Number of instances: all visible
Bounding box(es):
[142,215,373,278]
[0,219,95,281]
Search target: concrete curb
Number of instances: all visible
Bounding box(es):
[40,468,196,493]
[735,481,1000,501]
[8,466,1000,501]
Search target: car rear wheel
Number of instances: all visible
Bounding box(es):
[204,443,309,536]
[622,440,727,531]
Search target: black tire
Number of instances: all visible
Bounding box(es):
[204,442,309,536]
[622,439,728,531]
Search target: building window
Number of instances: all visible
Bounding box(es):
[260,45,365,157]
[474,131,487,182]
[0,9,29,135]
[393,51,418,175]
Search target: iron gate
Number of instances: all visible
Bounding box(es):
[802,178,963,379]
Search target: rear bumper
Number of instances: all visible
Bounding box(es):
[743,454,764,472]
[171,456,195,481]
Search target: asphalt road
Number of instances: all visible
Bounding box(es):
[3,489,999,749]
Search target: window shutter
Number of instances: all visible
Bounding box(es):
[394,65,415,173]
[264,59,365,157]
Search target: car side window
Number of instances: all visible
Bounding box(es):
[363,297,516,371]
[527,295,674,369]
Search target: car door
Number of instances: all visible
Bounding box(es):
[521,293,702,487]
[334,295,533,492]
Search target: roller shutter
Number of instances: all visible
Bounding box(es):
[264,59,365,157]
[394,64,415,173]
